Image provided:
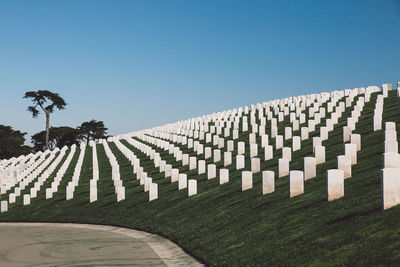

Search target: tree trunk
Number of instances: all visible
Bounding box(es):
[45,112,50,150]
[86,134,89,146]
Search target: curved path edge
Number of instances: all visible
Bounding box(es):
[0,222,204,267]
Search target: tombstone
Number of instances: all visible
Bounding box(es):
[171,168,179,183]
[236,155,245,170]
[290,171,304,197]
[292,136,301,152]
[275,135,283,150]
[343,126,352,143]
[285,127,292,140]
[337,155,352,179]
[227,140,234,152]
[0,201,7,213]
[182,154,189,166]
[384,152,400,168]
[144,177,152,192]
[165,164,172,178]
[198,160,206,175]
[384,141,398,153]
[301,127,309,140]
[116,186,125,202]
[90,186,97,203]
[249,133,256,144]
[382,168,400,209]
[327,169,344,201]
[265,145,273,161]
[224,151,232,166]
[304,157,316,180]
[308,120,315,132]
[149,183,158,201]
[320,127,328,141]
[23,194,30,205]
[262,171,275,195]
[242,171,253,191]
[386,122,396,131]
[205,147,212,159]
[350,134,361,151]
[178,174,188,190]
[207,164,217,179]
[46,188,53,199]
[315,146,326,164]
[271,126,278,138]
[188,179,197,196]
[251,157,260,173]
[189,157,197,170]
[282,147,291,161]
[9,193,16,204]
[345,143,357,165]
[374,115,382,131]
[219,168,229,185]
[261,135,269,148]
[250,143,258,158]
[238,142,245,155]
[313,137,322,152]
[279,158,290,178]
[214,149,221,162]
[218,138,225,149]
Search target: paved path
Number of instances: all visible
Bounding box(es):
[0,222,203,267]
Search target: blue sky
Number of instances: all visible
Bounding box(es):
[1,0,399,145]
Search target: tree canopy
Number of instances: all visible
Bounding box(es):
[24,90,67,150]
[0,125,32,159]
[31,126,80,152]
[78,120,109,145]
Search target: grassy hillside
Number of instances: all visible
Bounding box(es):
[1,90,400,266]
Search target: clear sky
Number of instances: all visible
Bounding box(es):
[1,0,399,145]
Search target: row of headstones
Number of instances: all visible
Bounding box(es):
[8,149,60,205]
[129,86,381,203]
[147,87,369,146]
[3,146,70,211]
[0,152,34,185]
[89,142,99,202]
[382,122,400,210]
[102,141,125,202]
[65,144,86,200]
[0,150,50,194]
[31,145,76,204]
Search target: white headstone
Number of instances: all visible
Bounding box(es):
[265,145,273,161]
[327,169,344,201]
[315,146,326,164]
[275,135,283,150]
[0,201,7,213]
[207,164,216,179]
[198,160,206,175]
[304,157,316,180]
[188,179,197,196]
[238,142,245,155]
[149,183,158,201]
[262,171,275,195]
[23,194,30,205]
[220,169,229,185]
[290,171,304,197]
[236,155,245,170]
[337,155,352,179]
[282,147,291,161]
[384,152,400,168]
[279,158,290,178]
[292,136,301,152]
[178,174,187,190]
[382,168,400,209]
[242,171,253,191]
[350,134,361,151]
[345,143,357,165]
[224,151,232,166]
[251,157,260,173]
[189,157,197,170]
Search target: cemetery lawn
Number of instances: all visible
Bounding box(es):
[1,91,400,266]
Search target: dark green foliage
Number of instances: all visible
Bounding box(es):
[31,126,80,152]
[23,90,67,117]
[2,90,400,266]
[77,119,109,145]
[0,125,32,159]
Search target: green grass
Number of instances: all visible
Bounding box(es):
[1,90,400,266]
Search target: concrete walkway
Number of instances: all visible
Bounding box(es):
[0,222,203,267]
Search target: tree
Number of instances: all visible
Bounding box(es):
[78,120,109,145]
[31,126,79,152]
[23,90,67,150]
[0,125,32,159]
